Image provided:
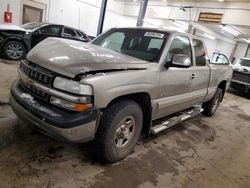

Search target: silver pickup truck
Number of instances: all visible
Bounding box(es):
[10,28,233,162]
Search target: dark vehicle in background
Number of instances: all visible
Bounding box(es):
[231,58,250,93]
[0,22,90,60]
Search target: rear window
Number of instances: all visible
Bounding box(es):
[193,39,207,66]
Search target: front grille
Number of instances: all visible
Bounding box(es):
[232,71,250,83]
[27,84,48,99]
[20,61,54,85]
[19,81,49,101]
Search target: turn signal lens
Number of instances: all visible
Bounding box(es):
[50,96,93,112]
[74,103,93,112]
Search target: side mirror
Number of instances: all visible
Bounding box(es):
[168,54,191,68]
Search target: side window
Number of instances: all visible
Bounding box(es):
[40,25,61,35]
[63,27,78,37]
[100,32,125,51]
[193,39,207,66]
[166,36,192,64]
[212,53,229,64]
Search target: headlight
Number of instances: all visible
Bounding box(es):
[53,77,93,95]
[50,96,93,111]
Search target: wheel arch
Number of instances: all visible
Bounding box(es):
[103,92,152,137]
[1,38,28,52]
[218,80,227,102]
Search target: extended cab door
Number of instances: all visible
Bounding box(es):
[155,35,196,118]
[189,38,210,104]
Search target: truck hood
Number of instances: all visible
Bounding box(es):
[27,37,151,78]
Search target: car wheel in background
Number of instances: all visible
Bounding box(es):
[3,41,26,60]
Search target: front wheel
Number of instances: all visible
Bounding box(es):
[202,88,223,117]
[3,41,26,60]
[94,100,143,163]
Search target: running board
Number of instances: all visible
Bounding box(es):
[150,106,204,135]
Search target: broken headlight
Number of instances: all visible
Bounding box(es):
[53,77,93,95]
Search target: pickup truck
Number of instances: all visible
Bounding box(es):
[10,27,233,163]
[230,58,250,93]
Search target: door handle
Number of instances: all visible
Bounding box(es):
[191,74,196,80]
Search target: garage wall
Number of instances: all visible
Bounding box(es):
[103,1,137,32]
[200,37,235,60]
[215,40,236,59]
[47,0,103,36]
[49,0,80,29]
[234,42,249,62]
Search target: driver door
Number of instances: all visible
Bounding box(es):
[154,35,195,118]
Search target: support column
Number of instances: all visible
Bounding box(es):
[97,0,108,36]
[136,0,148,27]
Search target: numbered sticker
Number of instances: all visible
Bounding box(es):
[144,32,165,39]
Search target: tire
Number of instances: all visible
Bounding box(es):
[202,88,223,117]
[3,41,26,60]
[94,100,143,163]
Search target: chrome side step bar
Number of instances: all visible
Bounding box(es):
[150,106,204,135]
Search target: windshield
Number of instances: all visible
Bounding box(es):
[238,59,250,67]
[91,29,168,62]
[21,22,46,30]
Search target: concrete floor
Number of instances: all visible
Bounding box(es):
[0,60,250,188]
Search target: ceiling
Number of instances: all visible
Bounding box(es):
[158,0,250,2]
[119,0,250,2]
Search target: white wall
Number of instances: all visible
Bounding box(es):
[48,0,103,36]
[49,0,80,28]
[234,42,249,62]
[200,37,236,60]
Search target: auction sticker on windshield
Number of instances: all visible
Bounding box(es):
[144,32,165,39]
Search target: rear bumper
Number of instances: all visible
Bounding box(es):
[10,80,99,143]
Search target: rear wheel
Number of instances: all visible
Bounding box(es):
[202,88,223,117]
[94,100,143,163]
[3,41,26,60]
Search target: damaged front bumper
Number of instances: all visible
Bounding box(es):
[10,80,99,143]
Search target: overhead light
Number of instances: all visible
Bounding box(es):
[219,0,224,2]
[221,25,240,36]
[202,33,216,40]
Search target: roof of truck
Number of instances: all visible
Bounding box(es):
[110,26,195,38]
